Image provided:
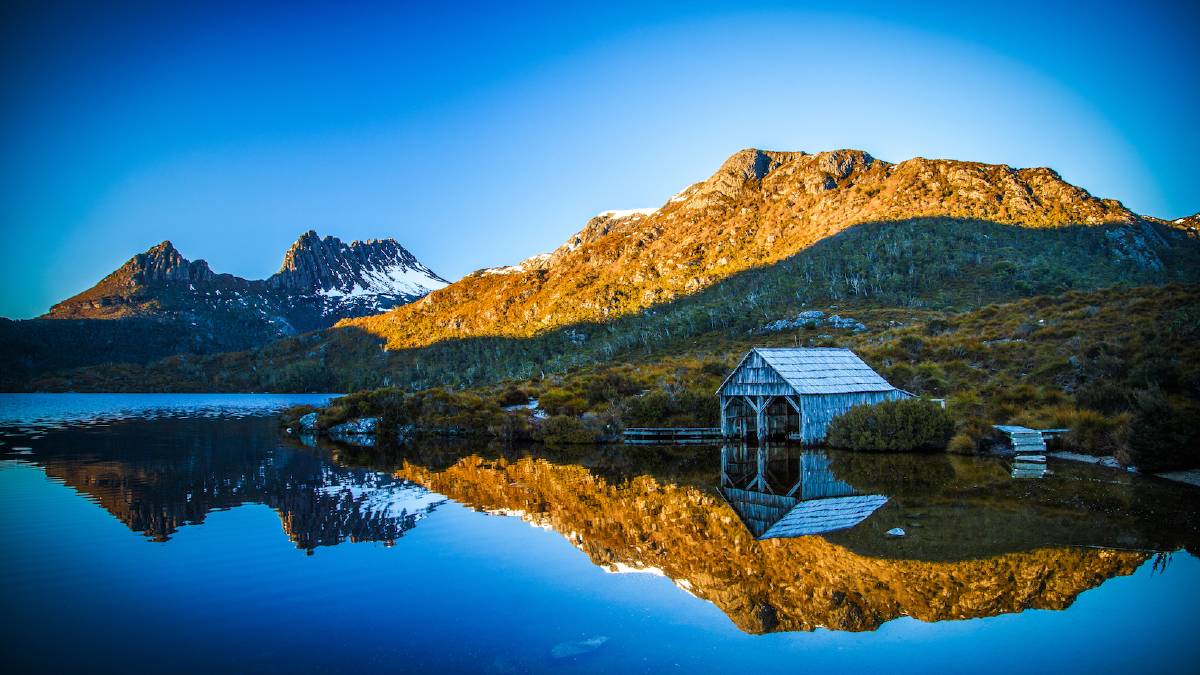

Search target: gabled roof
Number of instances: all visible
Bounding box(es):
[719,347,899,396]
[759,494,889,539]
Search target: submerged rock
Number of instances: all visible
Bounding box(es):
[550,636,608,659]
[886,527,906,537]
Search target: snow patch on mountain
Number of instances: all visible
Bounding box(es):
[598,208,658,219]
[480,252,553,276]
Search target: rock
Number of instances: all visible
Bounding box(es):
[886,527,906,537]
[299,412,319,431]
[759,310,867,334]
[550,636,608,659]
[328,417,378,436]
[396,424,417,444]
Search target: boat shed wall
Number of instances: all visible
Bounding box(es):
[798,389,910,444]
[719,350,796,397]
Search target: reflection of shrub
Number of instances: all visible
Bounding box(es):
[827,449,957,497]
[534,415,597,444]
[827,398,955,452]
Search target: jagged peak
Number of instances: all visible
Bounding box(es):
[147,240,178,255]
[270,229,446,294]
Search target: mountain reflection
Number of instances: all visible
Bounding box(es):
[6,414,1199,634]
[2,416,443,550]
[334,440,1200,633]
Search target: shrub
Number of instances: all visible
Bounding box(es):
[538,388,588,416]
[1076,380,1133,414]
[826,398,955,452]
[1125,389,1200,472]
[1063,409,1129,457]
[534,415,597,445]
[279,404,318,429]
[947,432,978,454]
[497,385,530,406]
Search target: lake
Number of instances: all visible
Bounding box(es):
[1,394,1197,673]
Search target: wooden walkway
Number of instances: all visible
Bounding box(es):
[994,425,1067,478]
[623,427,723,445]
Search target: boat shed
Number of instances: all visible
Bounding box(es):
[717,347,911,443]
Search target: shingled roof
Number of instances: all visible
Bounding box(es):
[720,347,899,396]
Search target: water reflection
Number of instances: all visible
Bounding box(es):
[719,445,888,538]
[329,439,1199,633]
[4,404,1199,635]
[1,416,443,550]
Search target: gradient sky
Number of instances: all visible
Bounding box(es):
[1,0,1197,319]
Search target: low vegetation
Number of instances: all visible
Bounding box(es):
[279,285,1199,471]
[826,399,955,452]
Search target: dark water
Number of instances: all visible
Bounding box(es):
[1,395,1198,674]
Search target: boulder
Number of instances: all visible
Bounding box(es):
[299,412,319,431]
[329,417,378,436]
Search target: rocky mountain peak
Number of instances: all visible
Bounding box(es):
[122,240,213,286]
[269,230,448,300]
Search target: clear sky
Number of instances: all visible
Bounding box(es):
[1,0,1197,319]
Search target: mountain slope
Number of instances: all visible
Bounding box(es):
[343,148,1186,350]
[2,231,445,381]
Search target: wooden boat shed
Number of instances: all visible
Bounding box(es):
[717,347,911,443]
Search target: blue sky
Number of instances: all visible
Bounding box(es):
[1,0,1197,319]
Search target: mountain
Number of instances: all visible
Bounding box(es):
[1,231,445,381]
[47,231,447,331]
[342,149,1195,350]
[6,148,1199,392]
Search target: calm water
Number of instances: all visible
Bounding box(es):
[1,394,1198,674]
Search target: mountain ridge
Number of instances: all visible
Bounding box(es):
[45,230,446,329]
[341,147,1185,351]
[1,230,446,382]
[5,147,1199,392]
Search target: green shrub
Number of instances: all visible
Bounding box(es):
[534,415,597,444]
[497,385,529,406]
[1125,389,1200,472]
[1064,409,1129,457]
[539,388,588,416]
[279,404,318,429]
[826,398,955,452]
[947,432,978,454]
